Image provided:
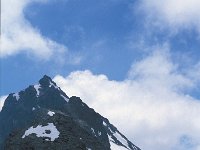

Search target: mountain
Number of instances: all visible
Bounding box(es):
[0,75,141,150]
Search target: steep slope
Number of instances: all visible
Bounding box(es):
[0,75,140,150]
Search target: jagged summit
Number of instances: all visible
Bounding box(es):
[39,75,56,88]
[0,75,141,150]
[41,74,52,80]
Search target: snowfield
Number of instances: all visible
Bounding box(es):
[22,123,60,141]
[47,111,55,116]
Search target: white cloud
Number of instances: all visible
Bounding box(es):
[0,95,7,112]
[137,0,200,32]
[128,50,194,92]
[0,0,67,60]
[53,51,200,150]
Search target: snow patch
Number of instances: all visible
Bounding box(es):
[103,121,107,126]
[91,128,97,137]
[107,126,115,134]
[61,94,69,102]
[108,131,138,150]
[91,128,95,134]
[47,111,55,116]
[32,107,35,111]
[108,127,133,150]
[86,148,92,150]
[0,95,7,112]
[113,131,130,150]
[49,81,60,90]
[98,131,102,136]
[22,123,60,141]
[13,93,20,101]
[34,84,41,97]
[108,134,129,150]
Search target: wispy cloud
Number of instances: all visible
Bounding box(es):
[137,0,200,32]
[53,50,200,150]
[1,0,68,60]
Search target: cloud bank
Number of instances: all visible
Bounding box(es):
[137,0,200,32]
[1,0,67,60]
[54,51,200,150]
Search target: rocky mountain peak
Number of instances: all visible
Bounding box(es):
[0,75,141,150]
[39,75,55,88]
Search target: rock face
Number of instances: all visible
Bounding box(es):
[0,75,141,150]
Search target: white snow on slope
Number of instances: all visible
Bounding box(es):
[103,121,126,145]
[109,132,138,150]
[22,123,60,141]
[34,84,41,97]
[104,121,138,150]
[91,128,97,137]
[103,121,107,126]
[113,131,130,150]
[61,94,69,102]
[0,95,7,111]
[98,131,101,136]
[49,81,60,90]
[47,111,55,116]
[108,134,129,150]
[13,93,20,101]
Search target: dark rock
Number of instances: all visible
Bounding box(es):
[0,75,141,150]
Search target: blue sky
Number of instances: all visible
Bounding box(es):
[1,0,141,94]
[1,0,200,150]
[1,0,200,96]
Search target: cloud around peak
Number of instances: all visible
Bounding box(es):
[53,50,200,150]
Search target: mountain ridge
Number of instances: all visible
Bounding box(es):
[0,75,141,150]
